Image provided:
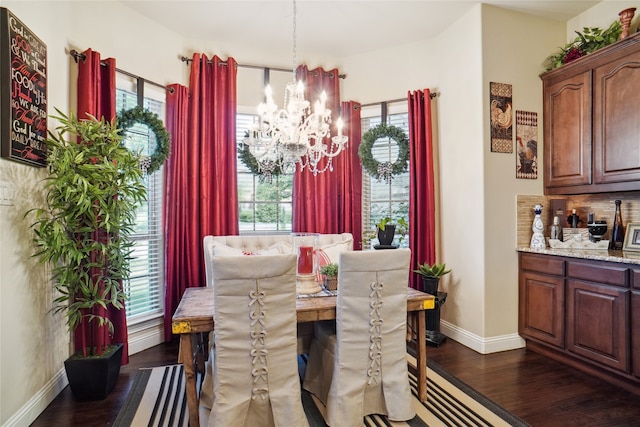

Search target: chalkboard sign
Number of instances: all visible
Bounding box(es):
[0,8,47,167]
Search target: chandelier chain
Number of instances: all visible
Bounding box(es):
[292,0,297,81]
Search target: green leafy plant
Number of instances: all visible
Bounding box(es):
[320,263,339,278]
[376,216,393,231]
[376,216,409,244]
[27,109,147,357]
[544,20,622,71]
[414,262,451,279]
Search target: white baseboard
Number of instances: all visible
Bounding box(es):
[6,319,165,426]
[440,320,525,354]
[3,367,67,427]
[127,321,165,356]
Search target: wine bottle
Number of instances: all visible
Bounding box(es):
[610,199,625,250]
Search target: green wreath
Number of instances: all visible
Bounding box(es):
[117,106,170,174]
[358,123,409,182]
[238,132,285,183]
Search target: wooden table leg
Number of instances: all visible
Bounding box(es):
[416,309,427,402]
[181,334,200,427]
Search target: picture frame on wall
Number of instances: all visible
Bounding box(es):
[515,110,538,179]
[623,223,640,252]
[489,81,513,153]
[0,7,48,167]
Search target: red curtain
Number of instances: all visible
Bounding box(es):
[292,66,342,233]
[163,84,189,341]
[163,55,238,341]
[408,89,436,288]
[337,101,363,250]
[76,48,128,363]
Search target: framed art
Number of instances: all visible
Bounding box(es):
[489,82,512,153]
[515,110,538,179]
[0,8,48,167]
[623,223,640,252]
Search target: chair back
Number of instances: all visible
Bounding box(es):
[203,233,354,287]
[330,248,414,425]
[207,254,309,427]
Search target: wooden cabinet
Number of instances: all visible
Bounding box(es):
[633,268,640,379]
[632,291,640,378]
[565,259,629,372]
[543,71,591,190]
[519,252,639,392]
[566,279,629,372]
[541,32,640,195]
[519,254,565,348]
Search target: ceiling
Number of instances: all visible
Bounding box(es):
[119,0,602,59]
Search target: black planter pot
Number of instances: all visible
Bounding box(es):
[64,343,123,401]
[420,276,440,295]
[377,224,396,246]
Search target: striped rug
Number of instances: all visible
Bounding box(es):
[114,357,529,427]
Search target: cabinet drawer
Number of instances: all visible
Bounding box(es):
[520,252,564,276]
[567,260,628,287]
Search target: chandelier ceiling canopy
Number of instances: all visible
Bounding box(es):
[244,0,348,177]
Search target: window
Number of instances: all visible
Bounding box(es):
[115,71,165,322]
[361,102,410,248]
[236,113,293,232]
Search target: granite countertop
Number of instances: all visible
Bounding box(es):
[517,246,640,266]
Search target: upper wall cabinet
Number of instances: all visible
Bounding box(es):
[542,33,640,195]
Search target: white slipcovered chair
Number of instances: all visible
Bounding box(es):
[202,233,354,354]
[203,233,354,287]
[303,248,415,427]
[199,254,309,427]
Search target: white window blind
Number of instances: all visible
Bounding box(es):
[116,72,165,321]
[236,113,293,232]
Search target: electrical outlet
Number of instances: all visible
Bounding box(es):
[0,180,14,206]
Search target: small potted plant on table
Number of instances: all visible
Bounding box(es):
[320,263,339,291]
[375,216,408,247]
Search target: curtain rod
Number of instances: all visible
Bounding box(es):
[70,49,172,92]
[179,56,346,79]
[358,92,438,109]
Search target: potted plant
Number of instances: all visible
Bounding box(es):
[543,20,622,71]
[375,216,408,247]
[414,262,451,295]
[320,263,339,291]
[27,110,147,400]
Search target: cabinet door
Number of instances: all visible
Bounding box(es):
[543,71,592,192]
[593,50,640,187]
[632,291,640,378]
[566,280,629,372]
[519,271,565,348]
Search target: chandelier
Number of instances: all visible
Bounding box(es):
[245,0,348,176]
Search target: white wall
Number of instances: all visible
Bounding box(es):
[1,2,73,425]
[430,5,488,344]
[479,5,564,347]
[0,1,189,425]
[567,0,640,41]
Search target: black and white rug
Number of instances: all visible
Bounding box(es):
[114,356,530,427]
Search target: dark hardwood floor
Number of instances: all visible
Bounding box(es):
[31,338,640,426]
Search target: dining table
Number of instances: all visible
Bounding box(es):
[171,286,435,427]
